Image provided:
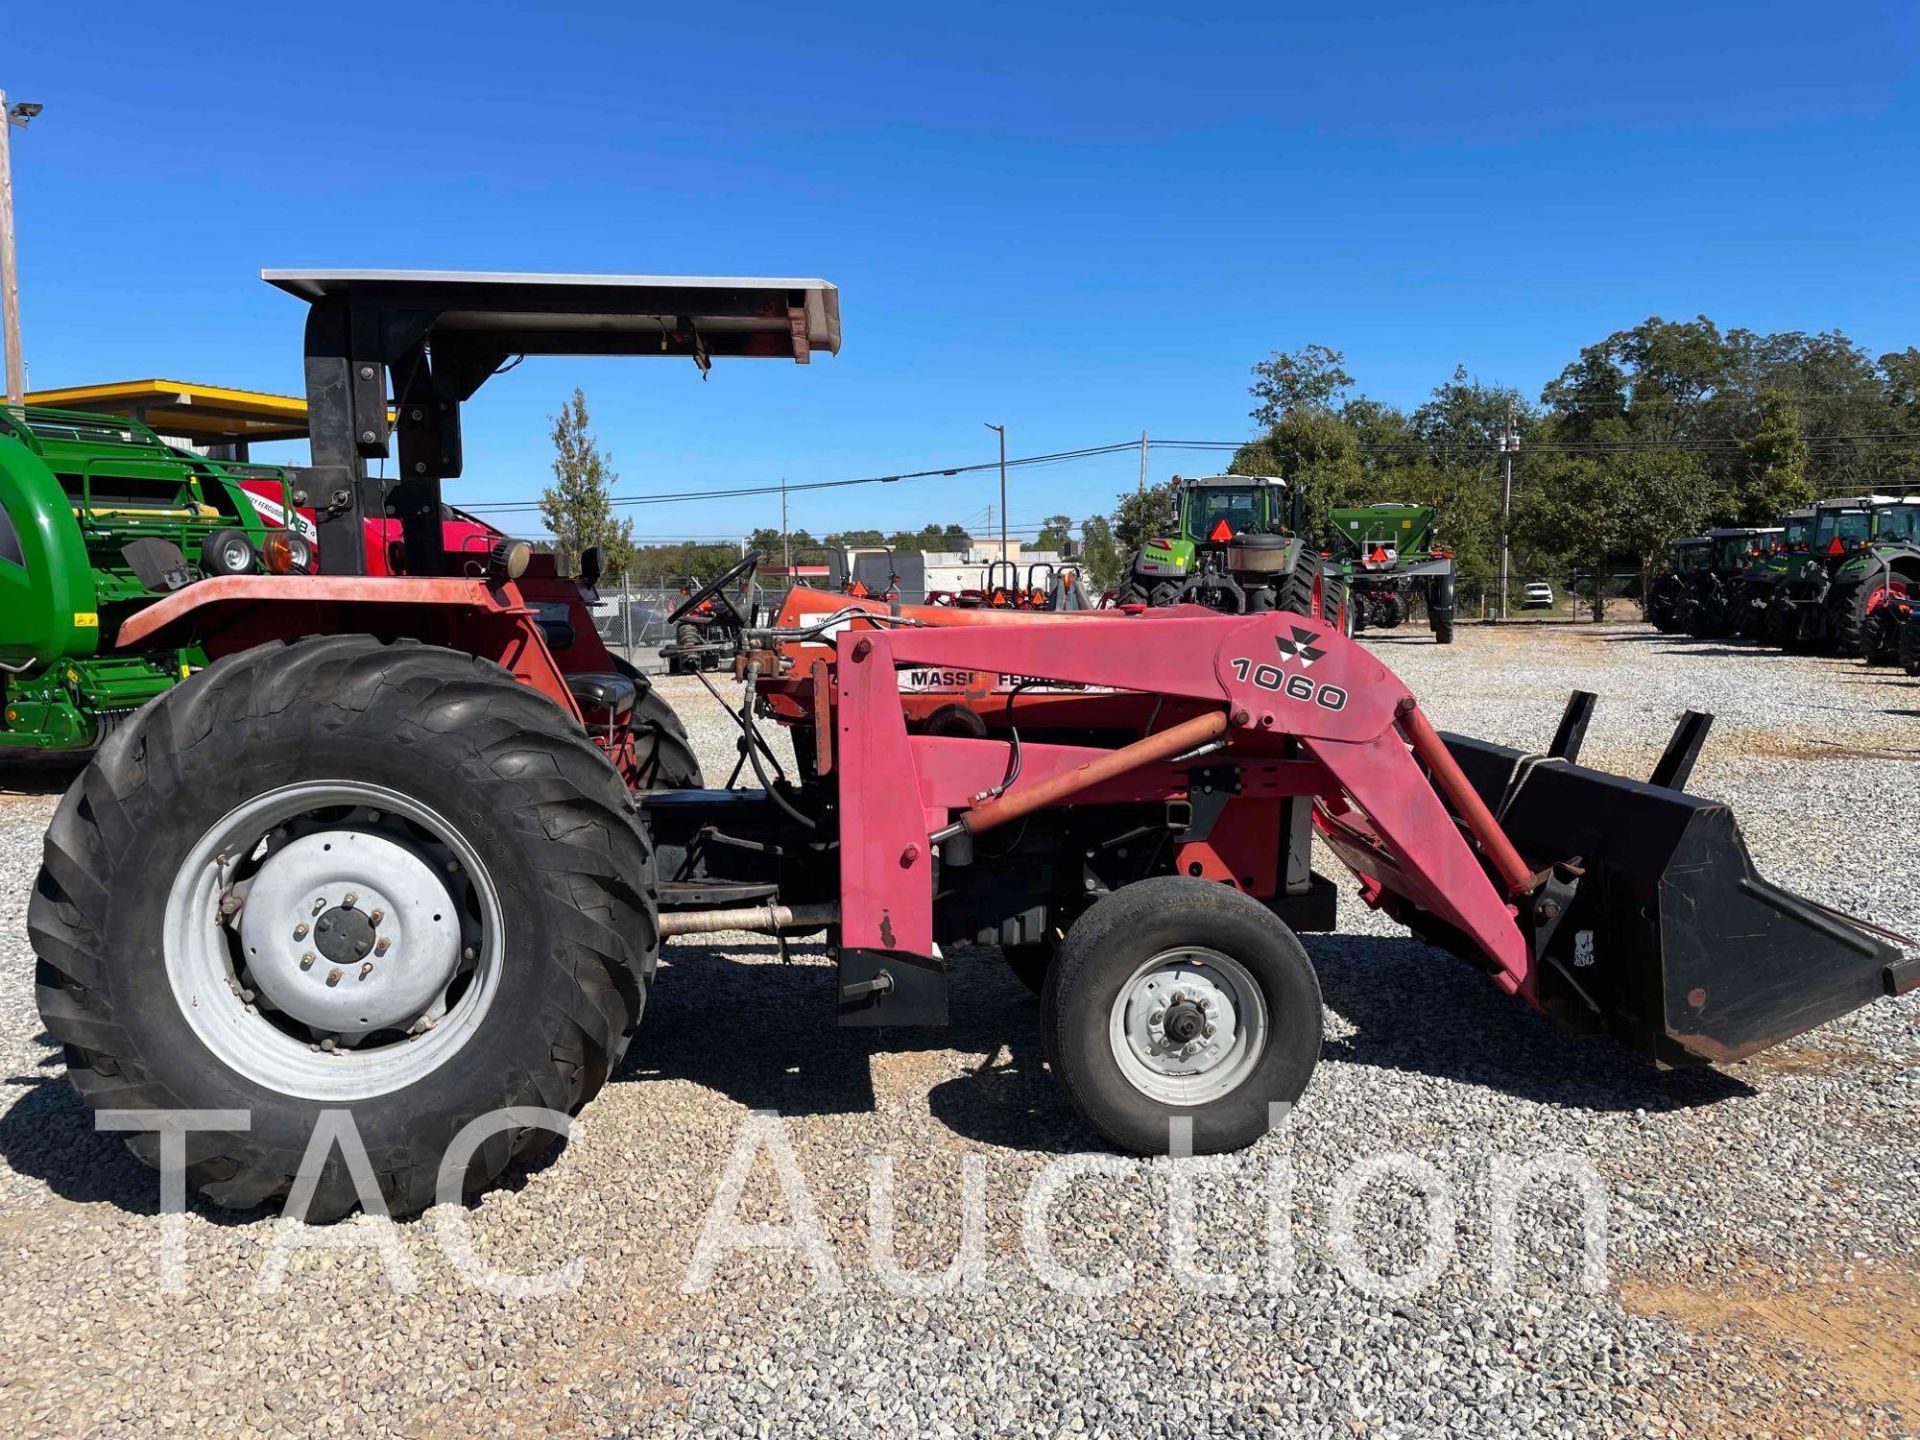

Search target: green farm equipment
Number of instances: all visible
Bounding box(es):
[1731,509,1812,640]
[0,405,305,751]
[1645,536,1709,633]
[1766,495,1920,655]
[1324,502,1456,644]
[1682,527,1778,638]
[1899,598,1920,676]
[1118,474,1344,624]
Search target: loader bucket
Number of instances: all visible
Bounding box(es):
[1437,703,1908,1067]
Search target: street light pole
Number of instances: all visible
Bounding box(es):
[984,423,1007,562]
[0,91,46,407]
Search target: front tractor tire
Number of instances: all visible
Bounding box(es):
[1040,877,1323,1154]
[31,636,657,1221]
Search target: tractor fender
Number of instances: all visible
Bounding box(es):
[115,575,583,721]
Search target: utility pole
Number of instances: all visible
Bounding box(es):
[1139,430,1148,493]
[1498,399,1516,621]
[985,422,1007,562]
[0,92,46,408]
[779,476,790,570]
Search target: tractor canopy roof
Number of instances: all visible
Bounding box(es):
[1707,527,1765,539]
[265,269,839,380]
[1178,474,1286,490]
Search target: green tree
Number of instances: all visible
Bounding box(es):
[1114,480,1178,551]
[539,390,635,576]
[1249,343,1354,428]
[1230,410,1363,536]
[1035,514,1074,551]
[1078,514,1121,591]
[1730,389,1813,524]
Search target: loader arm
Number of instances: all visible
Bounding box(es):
[826,610,1533,993]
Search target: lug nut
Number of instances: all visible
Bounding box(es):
[1149,1009,1166,1026]
[367,810,382,822]
[320,1037,338,1052]
[293,922,309,939]
[461,946,477,962]
[359,962,374,979]
[342,893,358,909]
[369,909,384,926]
[375,938,391,956]
[300,952,316,970]
[312,898,326,914]
[325,968,342,986]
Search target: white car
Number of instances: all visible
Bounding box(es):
[1522,581,1555,609]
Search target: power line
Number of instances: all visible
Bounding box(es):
[471,426,1920,517]
[463,440,1141,513]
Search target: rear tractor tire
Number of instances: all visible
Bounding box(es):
[1830,574,1912,662]
[31,636,658,1221]
[1040,877,1323,1154]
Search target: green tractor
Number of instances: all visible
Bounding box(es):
[1730,508,1813,640]
[1644,536,1710,633]
[0,405,303,751]
[1118,474,1344,623]
[1765,495,1920,655]
[1681,527,1778,638]
[1324,502,1456,644]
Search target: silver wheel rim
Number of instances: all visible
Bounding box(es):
[162,781,505,1101]
[1107,946,1269,1106]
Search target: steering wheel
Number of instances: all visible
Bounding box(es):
[669,550,761,625]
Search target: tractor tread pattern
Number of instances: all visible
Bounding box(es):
[30,635,657,1221]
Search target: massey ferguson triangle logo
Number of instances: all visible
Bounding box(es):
[1276,626,1326,669]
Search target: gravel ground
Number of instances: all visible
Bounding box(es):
[0,620,1914,1438]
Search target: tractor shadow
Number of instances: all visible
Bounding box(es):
[1306,934,1752,1112]
[623,938,1099,1153]
[0,753,87,797]
[623,931,1751,1153]
[0,1032,573,1220]
[3,931,1754,1215]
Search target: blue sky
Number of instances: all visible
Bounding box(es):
[7,1,1917,541]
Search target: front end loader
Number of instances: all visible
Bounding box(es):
[26,271,1913,1222]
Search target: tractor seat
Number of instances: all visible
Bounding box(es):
[565,672,637,721]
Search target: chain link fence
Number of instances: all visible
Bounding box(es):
[1446,572,1648,624]
[592,581,783,672]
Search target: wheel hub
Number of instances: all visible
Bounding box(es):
[313,905,375,965]
[1162,999,1205,1045]
[1109,947,1269,1106]
[238,830,462,1036]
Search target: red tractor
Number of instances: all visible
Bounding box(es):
[31,271,1914,1221]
